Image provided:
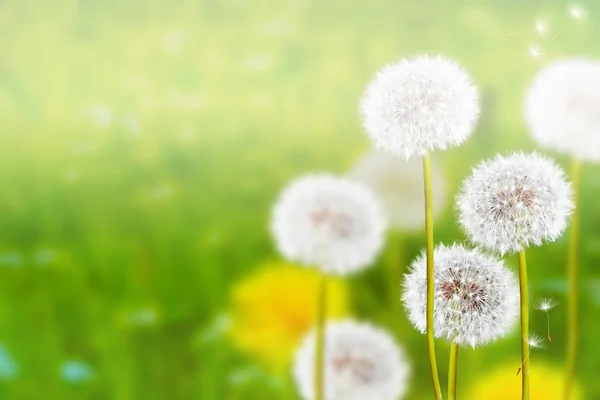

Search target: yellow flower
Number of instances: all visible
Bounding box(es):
[229,262,349,372]
[465,360,581,399]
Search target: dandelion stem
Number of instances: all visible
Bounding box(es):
[448,342,459,400]
[423,153,443,400]
[518,249,530,400]
[564,157,581,400]
[314,274,328,400]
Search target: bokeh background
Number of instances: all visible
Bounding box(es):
[1,0,600,398]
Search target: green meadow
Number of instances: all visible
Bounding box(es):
[1,0,600,398]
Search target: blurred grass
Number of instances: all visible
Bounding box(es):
[1,0,600,398]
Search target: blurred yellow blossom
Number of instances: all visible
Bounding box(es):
[229,262,349,371]
[465,361,581,399]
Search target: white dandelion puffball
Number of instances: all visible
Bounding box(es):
[525,59,600,162]
[457,152,573,254]
[349,150,446,231]
[360,55,480,160]
[402,244,519,348]
[271,174,387,275]
[293,321,410,400]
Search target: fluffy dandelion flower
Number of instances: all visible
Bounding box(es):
[457,152,573,255]
[349,150,446,231]
[360,55,480,160]
[271,174,386,275]
[228,262,349,371]
[525,59,600,162]
[402,244,519,347]
[293,321,410,400]
[466,361,582,399]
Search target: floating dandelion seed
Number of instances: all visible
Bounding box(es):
[534,297,558,342]
[529,44,544,60]
[535,18,549,36]
[508,17,549,37]
[517,333,546,375]
[554,4,585,40]
[570,4,585,20]
[526,333,546,349]
[506,44,545,72]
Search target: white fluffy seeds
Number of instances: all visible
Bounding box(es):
[349,150,446,231]
[360,55,480,160]
[293,321,410,400]
[525,59,600,162]
[457,152,573,255]
[271,174,387,275]
[402,244,519,348]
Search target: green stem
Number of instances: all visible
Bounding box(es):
[423,153,443,400]
[564,157,581,400]
[518,249,530,400]
[314,275,328,400]
[448,342,459,400]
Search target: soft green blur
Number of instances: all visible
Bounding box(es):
[1,0,600,399]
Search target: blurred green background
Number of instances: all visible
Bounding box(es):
[1,0,600,398]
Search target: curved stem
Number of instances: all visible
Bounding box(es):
[518,250,530,400]
[448,342,459,400]
[314,275,328,400]
[423,154,442,400]
[564,157,581,399]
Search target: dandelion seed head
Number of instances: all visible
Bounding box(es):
[534,297,559,311]
[271,174,387,275]
[402,244,519,348]
[525,59,600,162]
[457,152,573,255]
[360,55,480,160]
[293,321,410,400]
[349,150,446,231]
